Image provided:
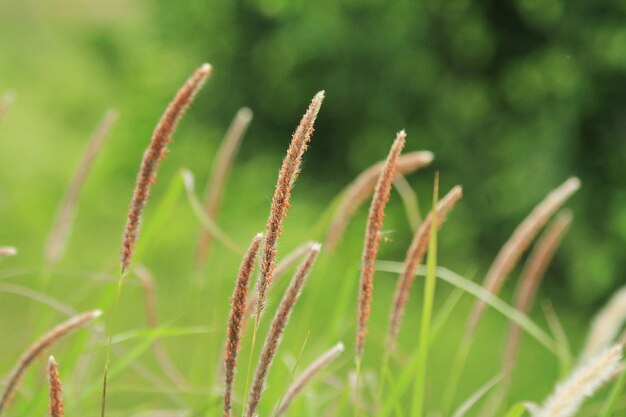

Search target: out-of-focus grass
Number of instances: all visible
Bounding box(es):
[0,2,608,417]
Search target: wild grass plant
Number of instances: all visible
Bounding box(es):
[0,63,624,417]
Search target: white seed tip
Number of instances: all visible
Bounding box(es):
[200,63,212,73]
[336,342,345,352]
[420,151,434,163]
[315,90,325,99]
[181,169,194,188]
[566,176,581,190]
[92,309,103,318]
[0,247,17,256]
[48,355,55,363]
[238,107,254,122]
[311,243,322,252]
[255,233,264,239]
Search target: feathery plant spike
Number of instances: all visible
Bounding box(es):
[326,150,433,251]
[502,211,573,376]
[0,310,101,415]
[48,356,64,417]
[356,130,406,362]
[197,107,254,267]
[244,241,317,324]
[121,63,212,274]
[223,233,263,417]
[465,177,580,338]
[533,344,622,417]
[275,342,345,417]
[579,286,626,363]
[387,185,462,351]
[45,109,118,265]
[242,92,323,417]
[255,91,324,322]
[411,173,439,417]
[245,243,321,417]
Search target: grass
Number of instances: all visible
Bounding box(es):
[0,60,624,417]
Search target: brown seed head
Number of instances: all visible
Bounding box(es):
[387,185,463,351]
[466,177,580,338]
[0,310,101,415]
[223,233,262,417]
[46,109,118,265]
[255,91,324,321]
[356,130,406,361]
[121,64,212,274]
[48,356,64,417]
[197,108,254,266]
[502,211,572,373]
[246,243,321,417]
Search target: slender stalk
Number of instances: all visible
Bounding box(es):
[411,174,439,417]
[393,173,422,231]
[45,109,118,265]
[135,264,189,389]
[275,342,344,417]
[196,107,253,267]
[0,310,100,415]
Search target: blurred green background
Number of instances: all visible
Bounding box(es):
[0,0,625,416]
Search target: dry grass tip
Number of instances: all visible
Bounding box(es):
[197,107,254,266]
[466,177,580,338]
[275,342,345,416]
[48,356,64,417]
[46,109,118,265]
[0,310,101,415]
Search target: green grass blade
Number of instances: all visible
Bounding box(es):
[411,176,439,417]
[503,402,528,417]
[376,262,559,354]
[134,169,185,263]
[180,169,243,255]
[451,373,503,417]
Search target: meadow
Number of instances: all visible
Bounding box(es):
[0,2,625,417]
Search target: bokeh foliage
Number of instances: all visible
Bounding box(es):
[154,0,626,304]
